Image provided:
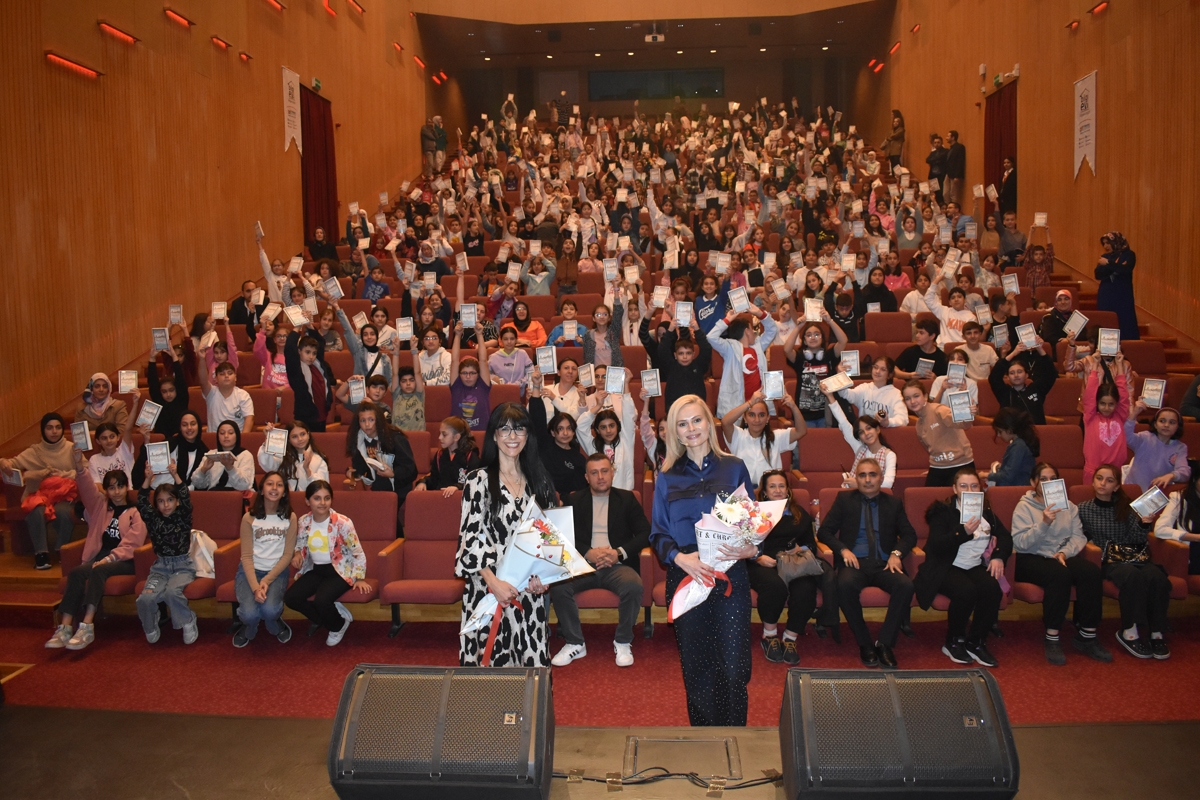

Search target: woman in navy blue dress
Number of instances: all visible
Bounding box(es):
[1095,231,1139,341]
[651,394,756,726]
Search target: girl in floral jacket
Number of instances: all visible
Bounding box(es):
[284,481,369,646]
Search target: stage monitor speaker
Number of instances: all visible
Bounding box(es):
[780,669,1018,799]
[328,664,554,800]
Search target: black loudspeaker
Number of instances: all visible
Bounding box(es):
[780,669,1018,799]
[328,665,554,800]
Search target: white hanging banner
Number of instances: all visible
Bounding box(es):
[283,66,302,153]
[1073,70,1096,177]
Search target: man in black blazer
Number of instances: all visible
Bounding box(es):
[817,458,917,668]
[228,280,266,342]
[549,454,650,669]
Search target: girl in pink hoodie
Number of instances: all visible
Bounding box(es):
[1082,354,1130,484]
[46,449,148,651]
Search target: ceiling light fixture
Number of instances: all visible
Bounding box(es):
[484,56,491,61]
[710,49,716,53]
[822,46,829,51]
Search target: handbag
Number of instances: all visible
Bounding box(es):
[776,545,824,582]
[1102,542,1150,564]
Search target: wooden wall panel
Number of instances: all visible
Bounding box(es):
[855,0,1200,342]
[0,1,427,445]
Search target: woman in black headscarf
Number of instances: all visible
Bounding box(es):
[1095,232,1138,340]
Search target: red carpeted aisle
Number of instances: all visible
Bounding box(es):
[2,617,1198,727]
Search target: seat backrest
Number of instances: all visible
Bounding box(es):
[324,351,356,383]
[1036,425,1083,468]
[881,425,929,469]
[620,346,647,374]
[966,426,1006,469]
[491,383,523,409]
[796,428,856,472]
[986,486,1029,531]
[902,486,954,546]
[1043,377,1083,417]
[519,295,556,321]
[190,491,246,540]
[406,429,431,474]
[425,385,452,423]
[1121,341,1167,377]
[865,312,913,343]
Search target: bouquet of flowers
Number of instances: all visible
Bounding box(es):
[669,486,787,621]
[460,501,594,663]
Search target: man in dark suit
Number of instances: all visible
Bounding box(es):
[228,279,265,342]
[549,454,650,668]
[944,130,966,206]
[818,459,917,668]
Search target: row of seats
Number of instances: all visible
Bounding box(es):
[55,484,1197,642]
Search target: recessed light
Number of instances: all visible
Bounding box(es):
[676,50,683,54]
[594,52,601,57]
[627,51,634,55]
[546,54,553,59]
[822,46,829,51]
[468,33,474,36]
[484,57,491,61]
[625,26,631,29]
[677,23,683,27]
[710,49,716,53]
[759,48,766,52]
[535,29,541,32]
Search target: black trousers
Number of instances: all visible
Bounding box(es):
[926,464,966,487]
[60,556,135,620]
[836,558,914,648]
[1103,561,1171,634]
[666,556,751,727]
[284,564,352,632]
[1014,553,1103,630]
[746,561,819,634]
[938,565,1003,641]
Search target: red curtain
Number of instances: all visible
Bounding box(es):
[300,86,339,246]
[983,80,1017,219]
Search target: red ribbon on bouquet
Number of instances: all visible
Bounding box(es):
[480,597,522,667]
[666,571,731,623]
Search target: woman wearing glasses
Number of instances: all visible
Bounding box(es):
[456,403,560,667]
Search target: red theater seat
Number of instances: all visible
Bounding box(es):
[378,490,468,635]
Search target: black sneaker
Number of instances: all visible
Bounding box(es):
[232,630,250,648]
[34,552,51,570]
[965,639,998,668]
[1114,632,1152,660]
[942,638,971,665]
[1073,635,1114,662]
[1044,638,1067,666]
[761,636,783,663]
[276,620,293,644]
[781,639,800,665]
[1150,638,1170,660]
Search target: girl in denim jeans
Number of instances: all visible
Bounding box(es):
[232,472,297,648]
[135,460,198,644]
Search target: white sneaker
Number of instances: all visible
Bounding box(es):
[614,641,634,667]
[65,622,95,651]
[551,642,587,667]
[182,619,199,645]
[45,624,72,649]
[326,602,354,646]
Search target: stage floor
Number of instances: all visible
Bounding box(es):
[1,705,1195,799]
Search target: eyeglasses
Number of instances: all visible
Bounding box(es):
[497,426,529,438]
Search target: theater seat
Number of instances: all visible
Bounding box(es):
[865,312,913,343]
[378,489,467,635]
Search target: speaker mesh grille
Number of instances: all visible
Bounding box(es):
[351,674,443,772]
[895,676,997,782]
[810,678,904,781]
[441,674,528,774]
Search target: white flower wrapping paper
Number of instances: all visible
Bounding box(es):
[460,503,595,636]
[668,487,787,621]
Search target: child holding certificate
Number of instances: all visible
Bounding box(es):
[1124,403,1190,492]
[913,468,1009,667]
[1078,465,1172,660]
[902,380,975,487]
[1010,462,1110,666]
[1081,353,1130,483]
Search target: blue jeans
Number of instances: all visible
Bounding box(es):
[805,417,829,428]
[234,564,287,639]
[136,555,196,633]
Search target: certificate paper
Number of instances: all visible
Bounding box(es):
[960,492,985,525]
[1041,479,1068,513]
[578,364,595,388]
[1130,486,1169,519]
[146,441,171,475]
[641,369,662,397]
[840,350,860,377]
[1016,323,1038,349]
[1099,328,1121,357]
[135,401,162,429]
[118,370,138,394]
[729,287,751,314]
[396,317,414,340]
[605,368,626,395]
[675,302,693,327]
[264,428,288,458]
[1063,311,1088,340]
[804,298,823,322]
[1140,378,1166,409]
[348,376,366,405]
[70,421,92,451]
[536,346,557,375]
[1001,274,1020,296]
[946,390,974,423]
[459,305,477,329]
[763,370,785,400]
[152,328,171,352]
[820,372,853,393]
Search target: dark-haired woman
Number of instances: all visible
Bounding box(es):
[1078,464,1172,660]
[1095,232,1139,341]
[984,408,1040,487]
[190,421,254,491]
[456,403,560,667]
[232,472,297,647]
[46,450,147,651]
[747,471,820,665]
[257,421,330,491]
[138,410,207,490]
[0,413,77,570]
[914,467,1009,667]
[285,480,369,647]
